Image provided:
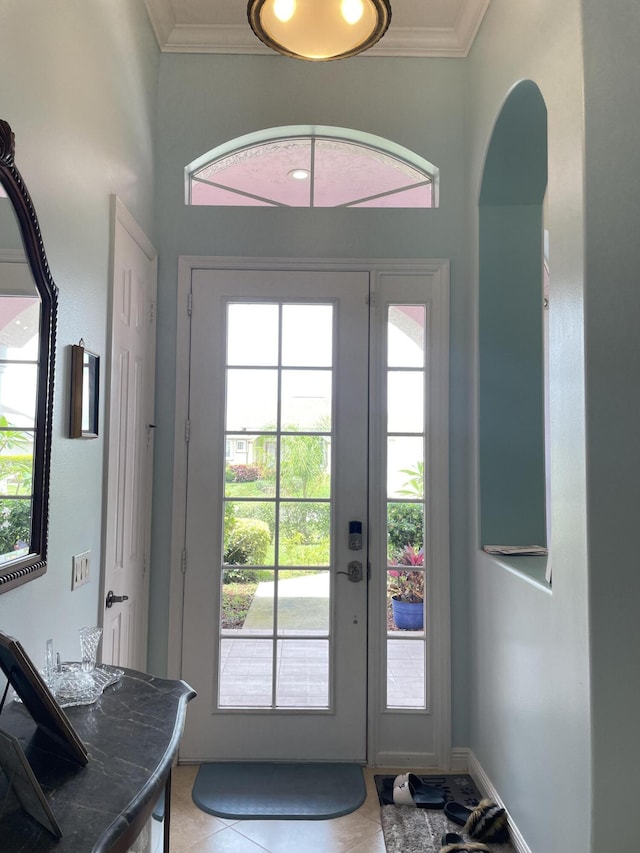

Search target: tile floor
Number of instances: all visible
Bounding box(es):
[169,764,393,853]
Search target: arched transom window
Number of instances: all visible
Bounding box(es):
[186,126,438,208]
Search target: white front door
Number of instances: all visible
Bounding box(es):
[101,198,157,671]
[180,268,369,761]
[174,259,450,767]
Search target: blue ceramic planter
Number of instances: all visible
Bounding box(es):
[391,596,424,630]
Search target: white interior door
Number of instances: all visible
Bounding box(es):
[101,198,157,671]
[180,268,369,761]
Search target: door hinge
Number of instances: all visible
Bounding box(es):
[368,291,377,307]
[185,419,191,442]
[149,300,156,324]
[181,550,187,575]
[187,291,193,316]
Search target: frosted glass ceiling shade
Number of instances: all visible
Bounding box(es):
[248,0,392,61]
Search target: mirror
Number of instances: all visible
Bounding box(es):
[69,343,99,439]
[0,120,57,593]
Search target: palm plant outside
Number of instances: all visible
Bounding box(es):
[222,423,330,627]
[388,460,425,622]
[396,460,424,499]
[0,416,33,554]
[388,459,424,564]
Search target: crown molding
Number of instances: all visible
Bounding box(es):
[145,0,491,57]
[454,0,492,55]
[144,0,175,50]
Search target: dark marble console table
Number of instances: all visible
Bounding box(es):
[0,668,195,852]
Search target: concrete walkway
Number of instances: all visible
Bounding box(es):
[243,572,330,633]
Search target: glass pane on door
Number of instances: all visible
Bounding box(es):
[219,301,334,710]
[386,304,427,709]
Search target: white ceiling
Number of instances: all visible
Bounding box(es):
[144,0,491,57]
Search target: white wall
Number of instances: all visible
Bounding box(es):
[0,2,158,667]
[466,1,592,850]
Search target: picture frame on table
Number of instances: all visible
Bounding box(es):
[0,630,87,765]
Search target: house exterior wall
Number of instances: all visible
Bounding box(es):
[0,2,158,664]
[466,1,592,850]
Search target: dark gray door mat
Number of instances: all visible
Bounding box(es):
[192,762,366,820]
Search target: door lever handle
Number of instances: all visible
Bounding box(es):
[105,590,129,609]
[337,561,363,583]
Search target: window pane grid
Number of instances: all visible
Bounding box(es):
[220,300,334,710]
[189,131,435,209]
[385,304,427,710]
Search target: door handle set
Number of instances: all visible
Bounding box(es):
[337,560,364,582]
[105,590,129,609]
[347,561,363,582]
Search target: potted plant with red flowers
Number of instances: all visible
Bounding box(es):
[388,544,425,630]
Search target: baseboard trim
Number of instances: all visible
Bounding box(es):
[373,751,440,769]
[467,751,531,853]
[449,747,469,772]
[370,747,468,773]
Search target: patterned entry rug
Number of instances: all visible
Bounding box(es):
[375,775,516,853]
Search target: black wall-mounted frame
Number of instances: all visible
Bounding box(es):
[0,120,57,594]
[69,344,99,439]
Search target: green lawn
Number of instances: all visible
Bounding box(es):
[225,480,275,498]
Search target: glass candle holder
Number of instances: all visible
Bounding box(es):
[79,626,102,673]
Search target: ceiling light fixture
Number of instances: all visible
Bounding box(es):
[248,0,391,62]
[288,168,310,180]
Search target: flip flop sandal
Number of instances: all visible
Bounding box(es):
[444,801,472,826]
[379,780,445,808]
[381,772,410,789]
[442,832,466,846]
[444,798,509,843]
[390,777,446,809]
[382,772,439,790]
[381,772,445,805]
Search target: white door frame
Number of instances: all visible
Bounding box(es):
[368,266,451,768]
[168,256,451,767]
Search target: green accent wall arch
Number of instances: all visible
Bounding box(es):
[478,80,548,546]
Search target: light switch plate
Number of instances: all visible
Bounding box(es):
[72,550,90,589]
